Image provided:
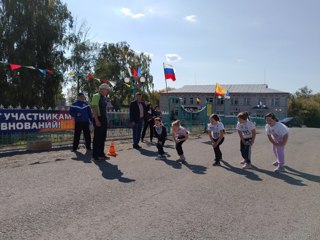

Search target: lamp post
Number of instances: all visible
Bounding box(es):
[275,108,282,119]
[124,76,146,101]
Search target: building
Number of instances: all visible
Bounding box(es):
[159,84,290,119]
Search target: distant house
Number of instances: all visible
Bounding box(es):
[159,84,289,119]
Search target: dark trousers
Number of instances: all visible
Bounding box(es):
[93,117,108,158]
[240,138,252,164]
[132,119,143,146]
[141,118,154,141]
[73,121,91,150]
[213,137,224,161]
[176,140,185,156]
[156,138,166,155]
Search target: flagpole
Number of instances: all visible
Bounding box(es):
[163,62,168,93]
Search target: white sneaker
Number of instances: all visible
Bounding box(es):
[240,160,246,165]
[242,163,253,169]
[274,166,285,173]
[273,161,279,166]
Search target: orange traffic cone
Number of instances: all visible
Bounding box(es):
[107,142,118,157]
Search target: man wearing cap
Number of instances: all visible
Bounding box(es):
[129,92,146,149]
[91,83,110,161]
[69,92,93,152]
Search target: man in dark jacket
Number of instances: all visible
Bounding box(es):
[141,100,155,142]
[69,92,93,151]
[129,92,146,149]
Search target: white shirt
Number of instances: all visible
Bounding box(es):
[236,121,256,139]
[207,122,225,139]
[265,122,289,141]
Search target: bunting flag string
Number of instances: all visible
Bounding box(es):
[0,61,56,75]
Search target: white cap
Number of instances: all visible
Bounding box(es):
[99,83,110,90]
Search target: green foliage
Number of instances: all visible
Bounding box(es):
[64,21,100,101]
[288,86,320,128]
[0,0,73,108]
[94,42,154,109]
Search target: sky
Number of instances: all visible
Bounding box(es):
[64,0,320,94]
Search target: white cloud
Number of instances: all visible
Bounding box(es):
[166,54,182,62]
[121,8,145,19]
[236,58,245,63]
[184,15,198,23]
[133,49,154,59]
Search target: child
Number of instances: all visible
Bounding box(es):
[207,114,225,166]
[153,117,167,159]
[171,120,189,163]
[265,112,289,172]
[236,112,256,169]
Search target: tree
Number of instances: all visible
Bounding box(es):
[65,20,100,102]
[288,86,320,128]
[0,0,73,108]
[94,42,154,109]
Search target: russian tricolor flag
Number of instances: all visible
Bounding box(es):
[163,63,176,81]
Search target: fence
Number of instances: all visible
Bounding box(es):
[0,106,266,151]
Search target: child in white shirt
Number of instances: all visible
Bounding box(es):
[236,112,256,169]
[265,112,289,172]
[207,114,225,166]
[171,120,189,163]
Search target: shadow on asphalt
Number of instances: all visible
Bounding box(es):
[136,147,157,157]
[182,161,207,174]
[93,160,135,183]
[253,167,306,186]
[220,160,263,181]
[72,150,92,163]
[284,166,320,184]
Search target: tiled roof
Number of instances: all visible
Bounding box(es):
[166,84,288,94]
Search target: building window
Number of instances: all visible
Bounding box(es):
[272,98,280,107]
[244,98,251,106]
[258,98,266,106]
[217,98,224,105]
[190,97,193,104]
[208,98,213,103]
[183,97,186,104]
[231,98,238,105]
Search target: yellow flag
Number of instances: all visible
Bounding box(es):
[215,83,226,96]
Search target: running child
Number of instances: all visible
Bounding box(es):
[153,117,167,159]
[265,112,289,172]
[236,112,256,169]
[207,114,225,166]
[171,120,189,163]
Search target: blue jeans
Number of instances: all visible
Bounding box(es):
[240,138,252,164]
[132,119,143,146]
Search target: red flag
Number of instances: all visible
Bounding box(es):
[86,74,94,79]
[10,64,22,71]
[133,68,138,78]
[46,69,54,74]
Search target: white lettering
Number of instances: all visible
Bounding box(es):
[4,113,11,120]
[16,122,23,130]
[31,122,38,129]
[26,113,33,120]
[39,114,46,120]
[1,122,7,130]
[19,114,26,121]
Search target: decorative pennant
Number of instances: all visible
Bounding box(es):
[10,64,22,71]
[85,74,94,79]
[25,66,36,70]
[38,69,46,75]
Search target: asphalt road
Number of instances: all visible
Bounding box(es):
[0,128,319,240]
